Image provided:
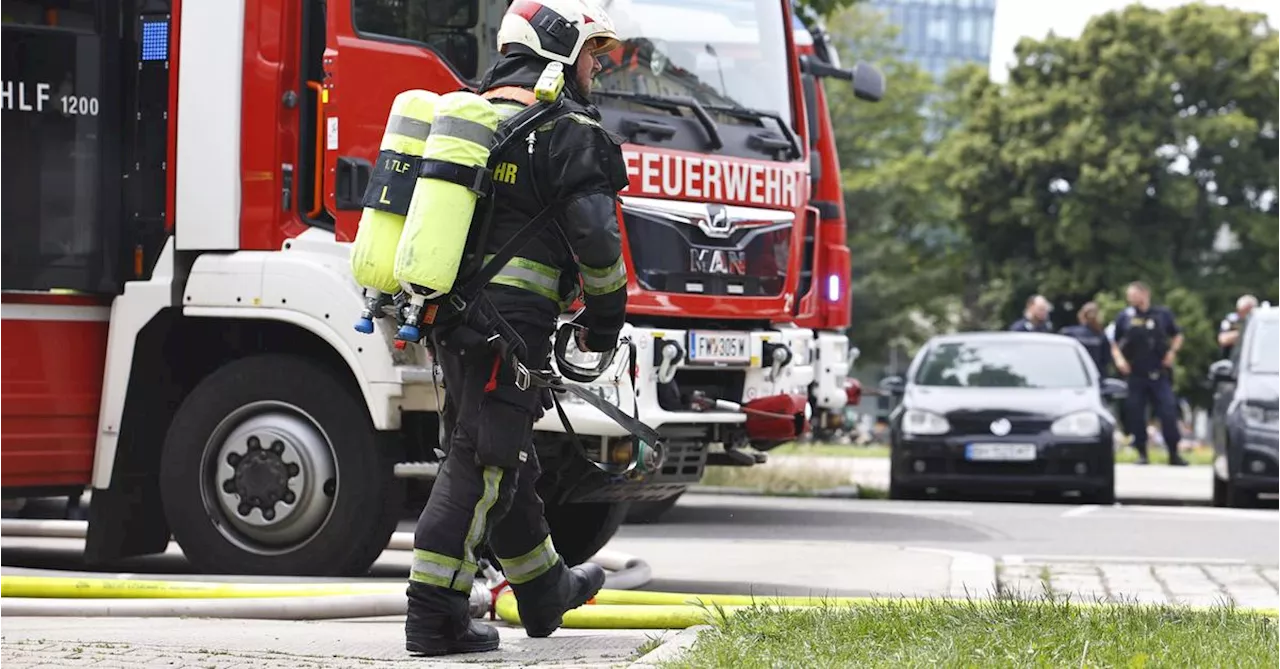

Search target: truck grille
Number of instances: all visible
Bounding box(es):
[620,196,794,297]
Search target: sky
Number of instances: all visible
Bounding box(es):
[988,0,1280,82]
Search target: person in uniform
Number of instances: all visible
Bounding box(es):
[1061,301,1112,378]
[1217,294,1258,360]
[404,0,630,657]
[1109,281,1188,466]
[1009,294,1054,333]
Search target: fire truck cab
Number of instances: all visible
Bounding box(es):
[1,0,881,575]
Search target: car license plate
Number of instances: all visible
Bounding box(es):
[687,330,750,364]
[965,443,1037,462]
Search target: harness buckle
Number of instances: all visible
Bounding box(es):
[513,361,532,391]
[449,294,468,311]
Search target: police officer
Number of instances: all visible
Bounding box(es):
[405,0,630,657]
[1109,281,1188,466]
[1009,294,1054,333]
[1061,301,1112,377]
[1217,294,1257,360]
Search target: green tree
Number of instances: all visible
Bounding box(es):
[939,3,1279,326]
[824,4,970,368]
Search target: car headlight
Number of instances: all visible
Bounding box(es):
[903,409,950,436]
[1241,403,1279,427]
[1051,411,1101,437]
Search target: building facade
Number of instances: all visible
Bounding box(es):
[867,0,997,81]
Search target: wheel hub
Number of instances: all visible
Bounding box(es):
[203,403,338,554]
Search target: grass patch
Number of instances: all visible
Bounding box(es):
[1114,443,1214,466]
[770,443,891,459]
[699,462,853,495]
[662,597,1279,669]
[630,632,669,660]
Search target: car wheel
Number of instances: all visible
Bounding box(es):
[625,490,685,524]
[159,354,401,576]
[1212,474,1229,507]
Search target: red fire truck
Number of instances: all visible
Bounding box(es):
[791,4,876,442]
[1,0,881,575]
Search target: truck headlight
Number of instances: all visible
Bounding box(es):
[903,409,950,436]
[1051,411,1101,437]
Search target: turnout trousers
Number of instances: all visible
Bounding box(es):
[407,312,564,629]
[1124,370,1182,459]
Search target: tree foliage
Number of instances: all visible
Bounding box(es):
[824,4,969,367]
[939,3,1279,325]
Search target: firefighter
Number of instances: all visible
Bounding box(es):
[1109,281,1188,466]
[1060,301,1112,378]
[404,0,630,658]
[1217,294,1257,360]
[1009,294,1054,333]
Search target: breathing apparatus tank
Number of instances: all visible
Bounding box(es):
[390,62,567,343]
[392,91,504,341]
[350,90,440,334]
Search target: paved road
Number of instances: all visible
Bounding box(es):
[3,494,1276,667]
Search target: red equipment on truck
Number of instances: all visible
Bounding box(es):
[1,0,881,575]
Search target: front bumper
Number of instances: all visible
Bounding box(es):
[1231,428,1279,492]
[891,435,1113,492]
[532,323,816,437]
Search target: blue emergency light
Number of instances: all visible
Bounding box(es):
[141,19,170,62]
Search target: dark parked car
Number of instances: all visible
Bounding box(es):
[881,332,1126,503]
[1208,305,1279,508]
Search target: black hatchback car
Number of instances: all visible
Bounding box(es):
[1208,305,1279,507]
[881,332,1126,503]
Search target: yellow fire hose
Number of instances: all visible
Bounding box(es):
[4,576,1272,626]
[1,575,402,599]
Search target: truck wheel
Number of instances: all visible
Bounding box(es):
[543,499,630,567]
[1212,474,1229,507]
[159,354,401,576]
[625,491,685,524]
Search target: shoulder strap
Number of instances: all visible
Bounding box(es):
[482,86,538,105]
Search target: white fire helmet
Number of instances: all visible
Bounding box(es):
[497,0,621,66]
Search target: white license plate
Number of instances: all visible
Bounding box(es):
[687,330,750,364]
[965,443,1037,462]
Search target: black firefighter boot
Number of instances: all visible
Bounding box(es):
[405,581,500,657]
[511,559,606,638]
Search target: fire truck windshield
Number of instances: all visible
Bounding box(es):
[597,0,794,129]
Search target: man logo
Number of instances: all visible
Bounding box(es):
[704,204,731,236]
[990,418,1012,436]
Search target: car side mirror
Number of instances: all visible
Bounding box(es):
[1209,359,1236,383]
[1101,378,1128,401]
[879,375,905,397]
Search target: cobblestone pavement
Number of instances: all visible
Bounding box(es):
[998,559,1280,609]
[0,618,659,669]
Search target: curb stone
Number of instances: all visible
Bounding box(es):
[627,625,710,668]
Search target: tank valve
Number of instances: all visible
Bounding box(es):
[354,289,393,334]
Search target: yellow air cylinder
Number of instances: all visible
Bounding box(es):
[349,89,439,295]
[394,90,501,296]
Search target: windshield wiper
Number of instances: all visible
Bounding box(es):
[701,104,802,161]
[591,90,724,151]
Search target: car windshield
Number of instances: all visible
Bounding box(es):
[913,340,1092,389]
[597,0,794,127]
[1248,318,1279,374]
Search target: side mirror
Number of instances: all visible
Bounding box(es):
[850,61,885,102]
[798,56,886,102]
[1209,359,1236,383]
[1101,378,1128,401]
[879,375,905,397]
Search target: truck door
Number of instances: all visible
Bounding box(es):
[2,0,125,295]
[325,0,502,241]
